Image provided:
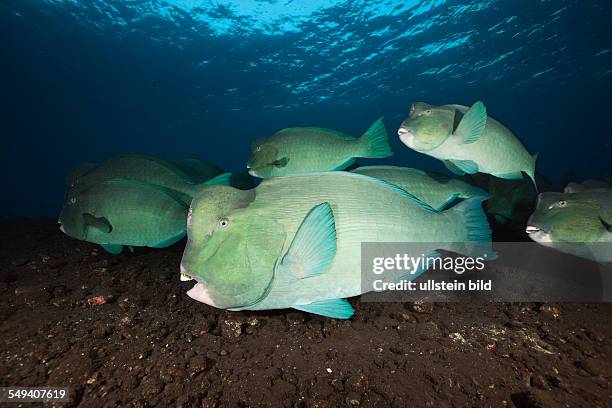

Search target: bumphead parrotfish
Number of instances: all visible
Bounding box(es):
[180,172,493,318]
[59,179,191,255]
[68,155,231,202]
[351,165,488,210]
[397,102,538,188]
[526,188,612,262]
[247,118,393,178]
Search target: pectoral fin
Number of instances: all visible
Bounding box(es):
[454,101,487,144]
[443,160,466,176]
[496,171,525,180]
[101,244,123,255]
[83,213,112,233]
[293,298,354,319]
[272,157,289,168]
[435,193,461,211]
[205,173,232,186]
[278,202,337,279]
[449,159,479,174]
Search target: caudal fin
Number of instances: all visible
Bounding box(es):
[185,173,233,197]
[447,197,496,259]
[526,152,539,192]
[358,117,393,159]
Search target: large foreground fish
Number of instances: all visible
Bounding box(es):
[247,118,393,178]
[526,188,612,262]
[351,165,487,210]
[180,172,492,318]
[397,102,538,187]
[59,179,190,254]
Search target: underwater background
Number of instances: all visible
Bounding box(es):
[2,0,611,218]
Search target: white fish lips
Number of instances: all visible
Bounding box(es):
[186,283,217,307]
[397,127,416,148]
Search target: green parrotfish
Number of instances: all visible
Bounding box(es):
[398,102,538,188]
[526,188,612,262]
[59,179,190,255]
[351,165,488,210]
[180,172,493,318]
[247,118,393,178]
[68,155,230,203]
[468,173,538,224]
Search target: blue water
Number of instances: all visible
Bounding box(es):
[2,0,611,217]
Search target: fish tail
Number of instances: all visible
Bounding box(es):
[358,117,393,159]
[185,172,234,197]
[526,152,539,192]
[446,196,496,259]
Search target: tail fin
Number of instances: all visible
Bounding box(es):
[358,117,393,159]
[447,197,496,259]
[185,173,233,197]
[204,173,232,186]
[526,152,539,192]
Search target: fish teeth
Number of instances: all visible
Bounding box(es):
[180,273,194,282]
[525,226,541,234]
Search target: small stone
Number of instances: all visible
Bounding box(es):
[448,332,467,344]
[87,294,113,305]
[538,304,561,318]
[221,319,243,338]
[411,300,433,314]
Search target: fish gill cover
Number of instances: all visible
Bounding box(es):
[1,0,611,217]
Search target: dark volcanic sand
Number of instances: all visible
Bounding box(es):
[1,220,611,408]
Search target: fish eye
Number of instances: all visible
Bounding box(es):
[219,217,230,229]
[255,146,262,152]
[70,197,77,204]
[425,108,432,114]
[548,200,567,210]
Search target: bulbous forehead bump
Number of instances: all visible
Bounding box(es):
[535,192,566,208]
[191,186,256,220]
[411,102,432,115]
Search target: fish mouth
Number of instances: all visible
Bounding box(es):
[526,225,553,243]
[526,225,544,234]
[180,264,195,282]
[397,127,416,148]
[181,263,217,306]
[187,283,217,307]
